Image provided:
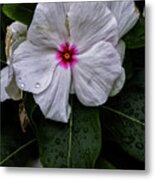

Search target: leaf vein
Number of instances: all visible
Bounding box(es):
[102,105,144,126]
[67,97,73,167]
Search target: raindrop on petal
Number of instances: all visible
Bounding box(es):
[20,83,25,88]
[35,82,40,88]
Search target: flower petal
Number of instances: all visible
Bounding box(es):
[9,21,27,42]
[28,3,69,49]
[0,67,10,101]
[0,67,21,101]
[106,1,140,38]
[109,68,125,97]
[68,2,118,53]
[34,66,71,123]
[116,40,126,64]
[5,75,22,101]
[64,2,72,12]
[72,41,122,106]
[109,40,126,96]
[13,41,58,94]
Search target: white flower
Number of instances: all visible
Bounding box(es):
[105,0,140,96]
[0,22,27,102]
[12,2,134,123]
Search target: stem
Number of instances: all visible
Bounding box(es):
[67,96,73,168]
[0,138,37,165]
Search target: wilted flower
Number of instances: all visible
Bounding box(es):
[0,22,27,101]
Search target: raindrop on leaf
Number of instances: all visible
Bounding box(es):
[55,138,61,145]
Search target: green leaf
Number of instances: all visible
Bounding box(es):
[101,88,145,162]
[0,4,13,31]
[2,4,36,26]
[123,16,145,49]
[24,94,101,168]
[0,101,37,166]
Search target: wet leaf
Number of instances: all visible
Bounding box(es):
[24,94,101,168]
[101,87,144,162]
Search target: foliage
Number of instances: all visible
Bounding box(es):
[24,94,101,168]
[2,4,36,26]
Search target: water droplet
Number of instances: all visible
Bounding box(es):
[55,138,61,145]
[74,128,80,134]
[59,151,64,158]
[122,136,134,144]
[20,83,25,88]
[136,142,144,150]
[35,82,40,88]
[83,127,88,133]
[85,149,90,155]
[80,153,85,158]
[50,149,53,153]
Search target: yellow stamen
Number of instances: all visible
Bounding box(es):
[64,53,70,60]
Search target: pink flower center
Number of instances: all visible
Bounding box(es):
[56,42,78,69]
